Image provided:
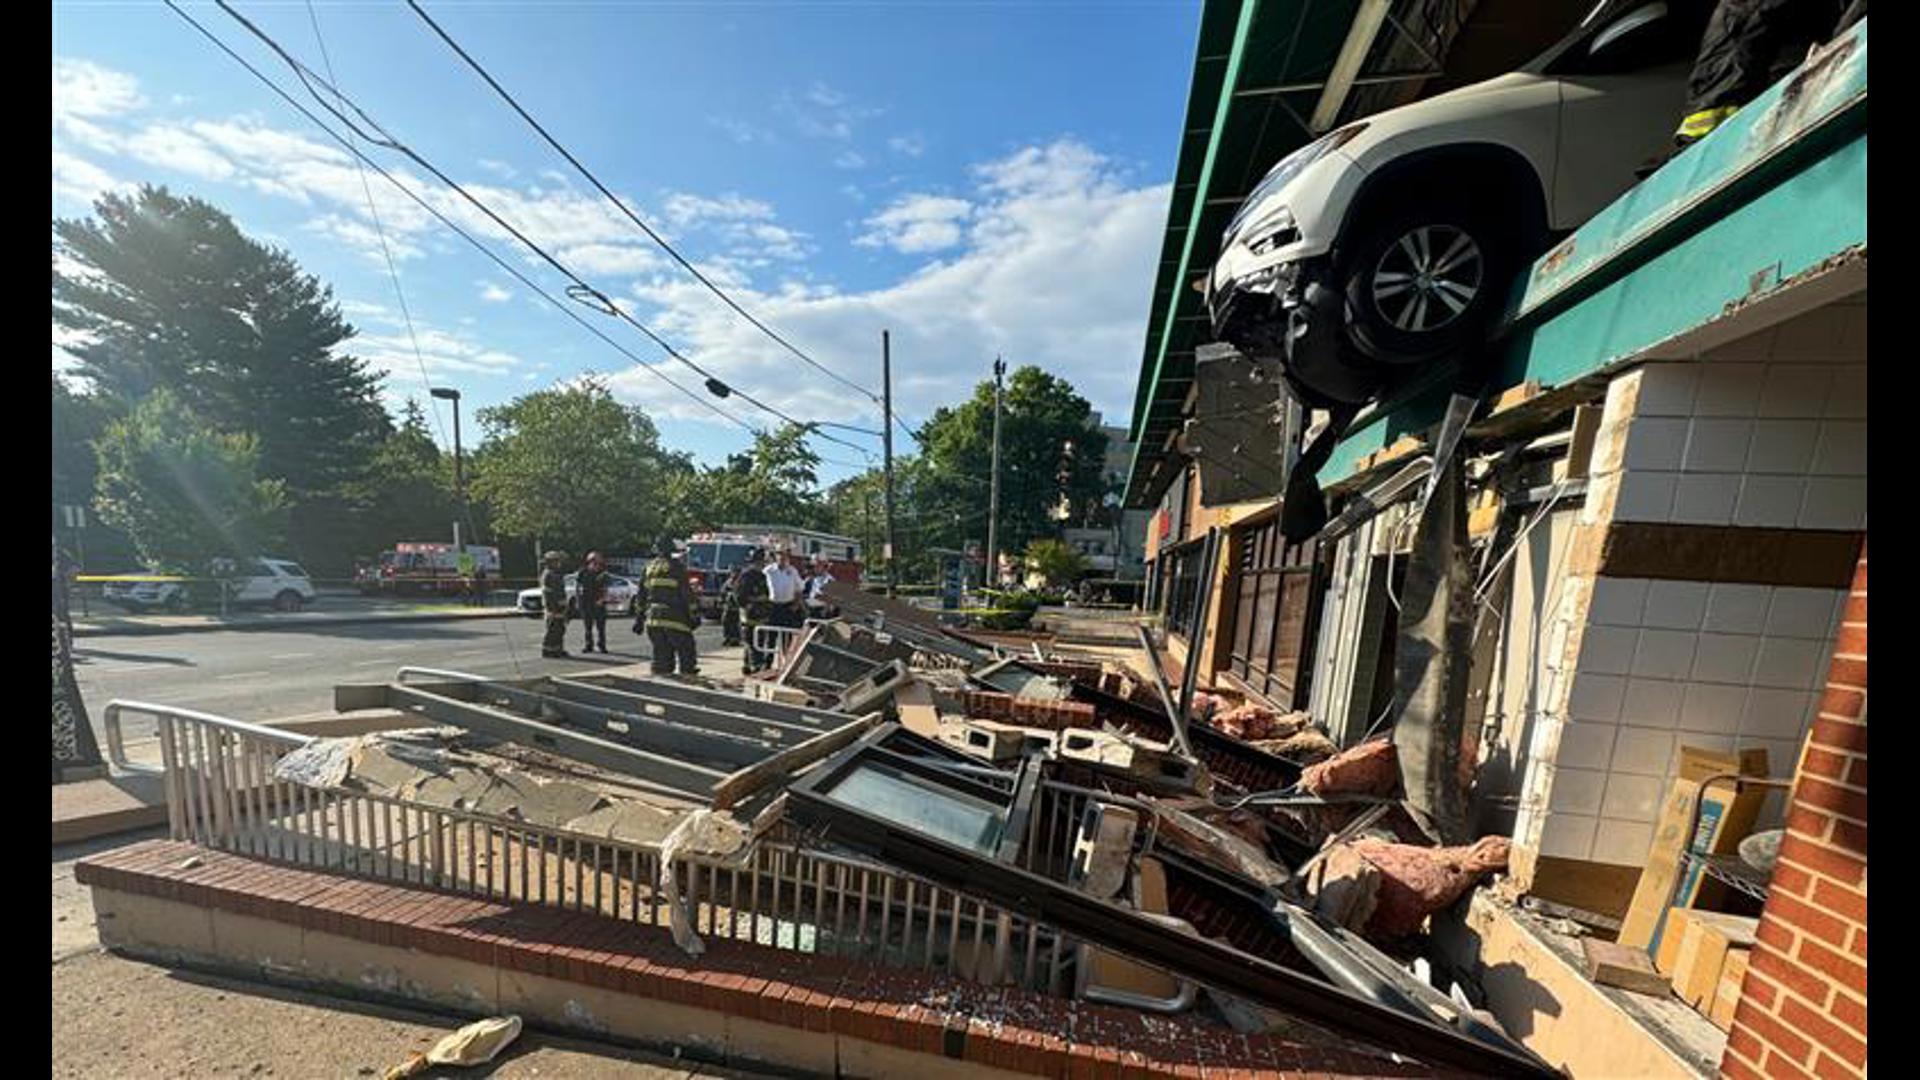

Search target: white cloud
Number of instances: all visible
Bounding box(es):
[53,57,144,143]
[478,281,514,303]
[778,82,880,143]
[609,139,1165,432]
[355,323,521,383]
[888,134,927,158]
[711,116,775,145]
[52,149,124,206]
[834,150,867,170]
[477,158,516,179]
[662,192,773,227]
[306,213,424,262]
[556,242,662,276]
[123,125,236,180]
[857,194,973,253]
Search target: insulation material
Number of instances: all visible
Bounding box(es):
[1208,703,1312,742]
[1298,738,1400,798]
[1341,836,1510,940]
[658,808,752,956]
[1250,727,1339,763]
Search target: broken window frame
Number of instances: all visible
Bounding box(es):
[785,732,1557,1079]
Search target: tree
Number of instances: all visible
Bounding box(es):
[659,423,833,538]
[92,389,289,571]
[1024,538,1088,589]
[469,379,681,554]
[53,186,389,570]
[352,398,461,546]
[915,366,1109,556]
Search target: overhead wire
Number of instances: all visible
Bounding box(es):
[206,0,867,455]
[165,0,755,436]
[405,0,884,408]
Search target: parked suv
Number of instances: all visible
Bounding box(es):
[1208,0,1708,406]
[103,558,317,613]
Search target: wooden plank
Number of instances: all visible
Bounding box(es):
[1675,912,1759,1011]
[708,712,885,810]
[1583,938,1671,997]
[1710,948,1751,1031]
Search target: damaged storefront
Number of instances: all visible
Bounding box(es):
[1124,8,1865,1077]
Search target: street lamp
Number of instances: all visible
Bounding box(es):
[429,387,465,549]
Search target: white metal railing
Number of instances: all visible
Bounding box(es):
[134,698,1081,994]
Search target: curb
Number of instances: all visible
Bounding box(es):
[72,607,525,638]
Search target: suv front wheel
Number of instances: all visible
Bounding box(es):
[1338,196,1514,366]
[274,590,305,612]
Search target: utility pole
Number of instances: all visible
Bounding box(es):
[881,330,897,597]
[985,355,1006,591]
[431,386,465,550]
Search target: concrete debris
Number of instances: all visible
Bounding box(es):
[273,738,356,789]
[562,800,685,846]
[1068,804,1142,900]
[1298,738,1400,798]
[1250,726,1339,763]
[1208,703,1312,742]
[1310,835,1511,940]
[470,771,609,828]
[658,808,753,957]
[1142,797,1291,890]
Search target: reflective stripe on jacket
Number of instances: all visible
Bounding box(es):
[643,556,695,631]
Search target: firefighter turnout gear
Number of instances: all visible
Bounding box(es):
[1677,0,1864,145]
[540,552,570,658]
[736,550,772,673]
[577,556,609,653]
[642,551,699,676]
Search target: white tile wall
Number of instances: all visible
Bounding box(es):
[1621,678,1684,728]
[1641,581,1709,630]
[1516,303,1864,866]
[1593,820,1657,865]
[1632,629,1698,680]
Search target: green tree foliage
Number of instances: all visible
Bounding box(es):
[53,186,388,570]
[353,398,461,545]
[52,375,141,570]
[1024,538,1088,589]
[915,366,1109,556]
[92,389,289,572]
[469,379,683,554]
[660,423,832,538]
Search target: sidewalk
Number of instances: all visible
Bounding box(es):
[71,595,524,637]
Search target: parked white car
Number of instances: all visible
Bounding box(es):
[1207,0,1706,406]
[517,574,640,618]
[102,558,317,613]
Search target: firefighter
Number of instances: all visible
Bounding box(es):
[719,566,743,647]
[577,550,610,654]
[1671,1,1864,150]
[736,547,771,673]
[642,535,699,676]
[539,550,570,659]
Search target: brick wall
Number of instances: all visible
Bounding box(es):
[1722,542,1866,1080]
[956,690,1097,730]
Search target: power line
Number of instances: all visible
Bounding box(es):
[406,0,883,408]
[164,0,755,436]
[300,0,444,446]
[206,0,866,456]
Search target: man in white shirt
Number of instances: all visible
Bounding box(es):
[762,548,807,637]
[804,555,836,616]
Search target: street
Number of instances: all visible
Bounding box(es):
[73,617,729,762]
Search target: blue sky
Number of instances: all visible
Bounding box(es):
[53,1,1198,482]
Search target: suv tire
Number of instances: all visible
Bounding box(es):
[1338,194,1516,366]
[274,590,304,612]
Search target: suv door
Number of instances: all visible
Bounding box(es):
[1547,2,1708,227]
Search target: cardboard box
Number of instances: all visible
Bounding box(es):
[1669,911,1758,1010]
[1710,949,1752,1031]
[1619,745,1770,952]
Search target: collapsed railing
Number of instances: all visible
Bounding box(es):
[108,698,1080,993]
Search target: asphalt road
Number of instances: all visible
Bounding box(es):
[73,615,729,764]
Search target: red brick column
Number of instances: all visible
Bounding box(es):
[1722,543,1867,1080]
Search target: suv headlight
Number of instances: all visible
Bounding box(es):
[1246,208,1298,255]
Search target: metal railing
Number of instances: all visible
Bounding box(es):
[125,695,1083,995]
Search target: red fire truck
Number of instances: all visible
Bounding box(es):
[681,526,863,613]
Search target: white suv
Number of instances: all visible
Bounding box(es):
[224,558,318,611]
[1207,0,1706,406]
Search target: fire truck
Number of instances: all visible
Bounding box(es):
[681,525,863,614]
[356,542,501,596]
